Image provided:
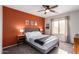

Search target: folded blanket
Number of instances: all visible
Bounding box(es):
[34,36,51,45]
[34,40,44,45]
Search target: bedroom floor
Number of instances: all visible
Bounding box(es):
[3,41,74,54]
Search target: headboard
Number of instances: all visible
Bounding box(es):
[24,28,40,33]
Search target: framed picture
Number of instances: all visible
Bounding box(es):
[46,24,49,29]
[25,20,30,25]
[30,20,35,26]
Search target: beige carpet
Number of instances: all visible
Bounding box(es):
[3,41,73,54]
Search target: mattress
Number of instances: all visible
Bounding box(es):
[26,35,58,50]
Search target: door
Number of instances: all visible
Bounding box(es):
[52,18,67,42]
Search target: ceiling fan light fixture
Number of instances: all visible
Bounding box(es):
[38,5,58,14]
[45,9,50,12]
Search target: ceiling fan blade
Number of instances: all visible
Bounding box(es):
[38,10,45,12]
[50,5,58,9]
[42,5,47,8]
[44,12,47,14]
[42,5,49,9]
[50,10,56,13]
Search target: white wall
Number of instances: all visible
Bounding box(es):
[45,18,52,35]
[45,10,79,43]
[0,6,2,54]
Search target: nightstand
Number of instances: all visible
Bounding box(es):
[17,35,26,44]
[74,36,79,54]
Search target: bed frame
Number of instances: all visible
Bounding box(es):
[24,28,59,54]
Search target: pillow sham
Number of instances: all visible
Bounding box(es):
[25,31,42,39]
[32,31,42,36]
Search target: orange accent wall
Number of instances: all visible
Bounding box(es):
[3,6,45,47]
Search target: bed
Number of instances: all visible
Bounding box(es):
[24,28,59,54]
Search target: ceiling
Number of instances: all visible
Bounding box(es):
[6,5,79,18]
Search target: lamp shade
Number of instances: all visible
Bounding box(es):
[40,28,43,31]
[35,22,37,26]
[20,29,24,33]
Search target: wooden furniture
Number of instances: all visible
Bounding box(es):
[74,36,79,54]
[17,35,26,44]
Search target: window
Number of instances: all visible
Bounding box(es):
[52,20,58,34]
[52,18,66,35]
[59,19,66,35]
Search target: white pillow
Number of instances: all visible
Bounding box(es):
[25,32,35,39]
[32,31,42,36]
[25,32,31,41]
[25,31,42,38]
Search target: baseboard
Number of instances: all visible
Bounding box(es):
[3,44,18,49]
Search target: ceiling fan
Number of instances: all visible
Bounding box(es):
[38,5,58,14]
